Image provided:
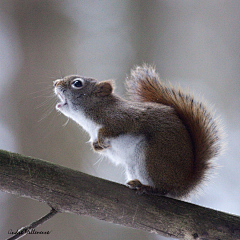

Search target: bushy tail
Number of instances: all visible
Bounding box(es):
[126,64,223,189]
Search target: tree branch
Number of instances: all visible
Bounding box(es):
[6,208,58,240]
[0,149,239,240]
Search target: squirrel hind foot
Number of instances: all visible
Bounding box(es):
[126,179,168,196]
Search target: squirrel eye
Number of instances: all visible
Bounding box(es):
[71,78,83,89]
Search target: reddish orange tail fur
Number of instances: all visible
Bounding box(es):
[126,64,223,191]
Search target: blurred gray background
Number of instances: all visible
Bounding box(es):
[0,1,239,239]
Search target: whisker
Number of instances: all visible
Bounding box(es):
[35,96,56,110]
[93,157,103,166]
[36,94,57,122]
[62,118,70,127]
[28,87,53,96]
[37,104,55,122]
[33,94,54,99]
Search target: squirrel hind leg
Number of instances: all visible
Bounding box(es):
[126,179,168,196]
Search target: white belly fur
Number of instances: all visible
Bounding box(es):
[100,134,151,185]
[103,134,145,165]
[65,110,150,185]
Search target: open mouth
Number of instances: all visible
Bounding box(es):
[55,89,67,109]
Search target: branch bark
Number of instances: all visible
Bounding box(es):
[0,149,239,240]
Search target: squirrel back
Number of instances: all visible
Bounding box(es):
[126,64,223,194]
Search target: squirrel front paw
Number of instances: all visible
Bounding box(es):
[92,141,104,151]
[96,128,112,150]
[92,140,110,152]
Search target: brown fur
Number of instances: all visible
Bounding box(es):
[126,64,222,196]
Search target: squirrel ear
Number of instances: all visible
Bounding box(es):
[95,80,113,97]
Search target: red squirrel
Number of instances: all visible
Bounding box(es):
[53,64,223,198]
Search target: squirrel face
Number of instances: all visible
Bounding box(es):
[53,75,114,116]
[54,76,96,112]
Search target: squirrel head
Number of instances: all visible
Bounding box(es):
[53,75,114,116]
